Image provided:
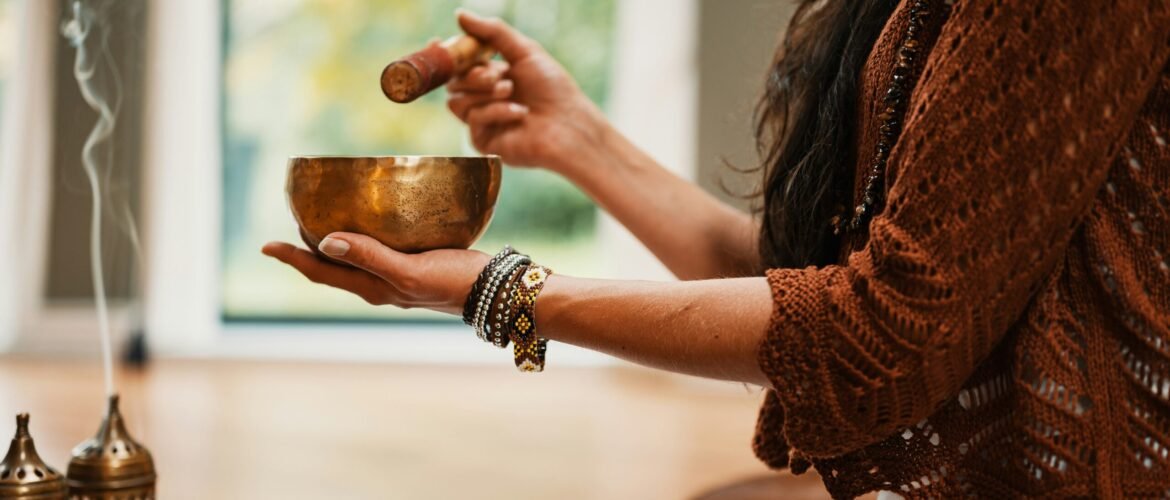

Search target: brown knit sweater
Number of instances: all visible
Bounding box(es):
[753,0,1170,497]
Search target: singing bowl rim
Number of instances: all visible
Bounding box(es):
[288,154,501,161]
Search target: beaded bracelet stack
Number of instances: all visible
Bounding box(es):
[464,246,530,348]
[463,246,553,372]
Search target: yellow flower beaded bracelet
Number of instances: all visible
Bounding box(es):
[507,264,552,372]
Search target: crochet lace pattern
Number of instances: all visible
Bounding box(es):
[753,0,1170,497]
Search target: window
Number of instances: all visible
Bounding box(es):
[221,0,616,321]
[139,0,691,360]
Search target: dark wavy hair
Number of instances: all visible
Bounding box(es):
[755,1,899,268]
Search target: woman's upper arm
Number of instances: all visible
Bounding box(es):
[760,0,1170,457]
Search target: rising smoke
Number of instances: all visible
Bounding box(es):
[61,0,120,397]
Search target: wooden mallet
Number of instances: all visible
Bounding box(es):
[381,35,497,103]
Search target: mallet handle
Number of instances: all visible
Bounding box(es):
[381,35,496,104]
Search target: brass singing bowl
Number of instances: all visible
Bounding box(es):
[287,155,502,255]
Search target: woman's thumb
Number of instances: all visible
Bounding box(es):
[318,233,408,283]
[456,9,534,62]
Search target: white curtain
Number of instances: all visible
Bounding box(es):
[0,0,56,351]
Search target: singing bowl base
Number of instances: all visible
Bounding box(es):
[287,156,503,255]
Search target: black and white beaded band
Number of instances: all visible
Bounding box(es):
[473,253,529,342]
[463,246,515,326]
[472,253,530,342]
[469,251,513,337]
[486,265,527,348]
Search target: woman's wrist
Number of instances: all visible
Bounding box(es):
[561,127,648,200]
[545,101,625,183]
[461,244,557,372]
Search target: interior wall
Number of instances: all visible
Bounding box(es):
[45,0,147,302]
[696,0,795,212]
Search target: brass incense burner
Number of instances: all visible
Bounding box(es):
[287,155,503,254]
[66,395,155,499]
[0,414,67,499]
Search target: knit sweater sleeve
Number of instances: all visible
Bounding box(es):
[759,0,1170,457]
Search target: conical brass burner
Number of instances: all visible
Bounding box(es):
[66,395,155,499]
[0,413,67,500]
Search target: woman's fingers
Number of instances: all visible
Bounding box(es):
[315,233,419,290]
[261,242,396,305]
[267,238,491,315]
[467,102,528,153]
[447,81,514,121]
[457,9,537,63]
[471,123,525,160]
[447,61,510,93]
[466,101,528,130]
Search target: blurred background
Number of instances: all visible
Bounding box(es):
[0,0,838,498]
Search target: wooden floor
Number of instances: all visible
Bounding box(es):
[0,358,832,500]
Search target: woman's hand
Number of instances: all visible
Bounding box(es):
[449,12,760,280]
[263,235,772,386]
[447,10,608,175]
[262,234,490,316]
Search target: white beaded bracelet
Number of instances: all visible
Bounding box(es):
[473,253,530,342]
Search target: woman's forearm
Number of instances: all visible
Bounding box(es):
[264,224,773,384]
[536,274,773,386]
[559,124,760,280]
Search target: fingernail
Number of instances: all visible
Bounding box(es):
[509,102,528,114]
[494,80,513,97]
[318,237,350,257]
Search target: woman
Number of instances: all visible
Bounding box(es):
[263,2,1170,497]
